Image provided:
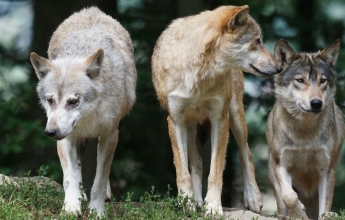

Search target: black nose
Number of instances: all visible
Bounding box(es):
[45,129,57,137]
[277,65,283,73]
[310,99,323,110]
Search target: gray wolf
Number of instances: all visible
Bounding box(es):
[267,39,344,219]
[151,5,282,215]
[30,7,136,217]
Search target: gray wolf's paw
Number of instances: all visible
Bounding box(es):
[320,211,339,220]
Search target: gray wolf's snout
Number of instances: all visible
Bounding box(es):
[310,99,323,110]
[277,65,283,73]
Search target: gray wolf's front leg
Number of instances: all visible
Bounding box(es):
[276,165,308,218]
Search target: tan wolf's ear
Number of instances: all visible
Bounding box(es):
[274,39,296,67]
[318,39,341,67]
[30,52,53,80]
[85,49,104,79]
[228,5,249,30]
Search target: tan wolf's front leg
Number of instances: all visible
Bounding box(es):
[167,116,193,199]
[57,137,83,216]
[89,128,119,217]
[186,123,203,207]
[229,90,262,213]
[204,110,229,216]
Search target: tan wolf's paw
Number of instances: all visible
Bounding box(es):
[204,203,223,217]
[243,185,263,213]
[63,201,81,217]
[204,194,223,216]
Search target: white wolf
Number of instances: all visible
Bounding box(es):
[30,7,136,217]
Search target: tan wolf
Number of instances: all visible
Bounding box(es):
[151,5,282,215]
[267,39,345,219]
[30,7,136,217]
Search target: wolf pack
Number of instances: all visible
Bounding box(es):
[28,5,344,219]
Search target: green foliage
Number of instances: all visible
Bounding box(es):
[0,81,55,175]
[0,170,219,220]
[321,210,345,220]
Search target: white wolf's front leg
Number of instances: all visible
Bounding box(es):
[57,137,83,216]
[89,128,119,217]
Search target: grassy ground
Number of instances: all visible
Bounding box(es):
[0,168,344,220]
[0,171,216,219]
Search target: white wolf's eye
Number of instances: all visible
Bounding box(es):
[67,99,79,106]
[320,78,327,84]
[295,78,304,83]
[47,97,54,105]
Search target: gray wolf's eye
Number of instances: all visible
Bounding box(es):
[256,38,261,45]
[320,78,327,84]
[295,78,304,83]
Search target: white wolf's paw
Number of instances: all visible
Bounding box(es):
[105,180,112,201]
[243,183,263,213]
[63,201,81,217]
[89,200,105,218]
[204,193,223,216]
[81,193,88,202]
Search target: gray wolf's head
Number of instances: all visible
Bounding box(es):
[206,5,282,77]
[30,49,104,140]
[273,39,340,118]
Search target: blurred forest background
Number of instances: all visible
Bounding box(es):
[1,0,345,215]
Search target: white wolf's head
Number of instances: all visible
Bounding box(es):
[30,49,104,140]
[273,39,340,119]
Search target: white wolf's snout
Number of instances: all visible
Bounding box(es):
[45,110,81,140]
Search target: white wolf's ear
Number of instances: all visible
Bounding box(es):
[30,52,53,80]
[274,39,296,67]
[228,5,249,30]
[318,39,341,67]
[85,49,104,79]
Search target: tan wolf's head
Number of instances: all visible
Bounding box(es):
[30,49,104,140]
[205,5,282,77]
[273,39,341,118]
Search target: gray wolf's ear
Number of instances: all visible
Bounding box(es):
[228,5,249,30]
[30,52,53,80]
[318,39,341,67]
[274,39,296,67]
[86,49,104,79]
